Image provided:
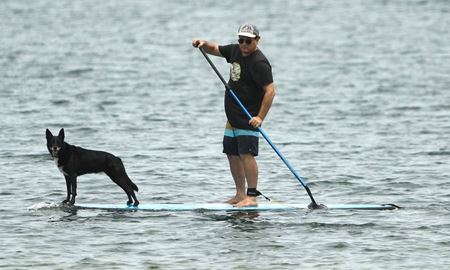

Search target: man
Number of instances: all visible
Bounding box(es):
[192,23,275,207]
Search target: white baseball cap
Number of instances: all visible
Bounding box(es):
[237,23,260,38]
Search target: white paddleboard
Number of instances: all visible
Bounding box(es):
[75,202,400,211]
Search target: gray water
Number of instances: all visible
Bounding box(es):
[1,0,449,269]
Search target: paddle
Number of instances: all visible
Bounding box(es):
[198,47,325,209]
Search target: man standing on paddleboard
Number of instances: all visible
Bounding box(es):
[192,23,276,207]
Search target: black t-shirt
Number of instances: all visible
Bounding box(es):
[219,44,273,130]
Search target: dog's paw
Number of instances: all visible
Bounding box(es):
[133,201,139,207]
[126,200,133,206]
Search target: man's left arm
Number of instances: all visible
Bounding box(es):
[249,83,276,128]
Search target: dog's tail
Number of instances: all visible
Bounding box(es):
[128,179,139,192]
[112,157,139,192]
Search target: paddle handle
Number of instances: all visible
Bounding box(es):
[199,47,319,207]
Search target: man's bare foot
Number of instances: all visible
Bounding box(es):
[225,195,245,204]
[235,196,257,208]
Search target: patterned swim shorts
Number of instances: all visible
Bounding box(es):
[222,122,259,156]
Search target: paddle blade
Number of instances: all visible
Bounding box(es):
[308,202,327,210]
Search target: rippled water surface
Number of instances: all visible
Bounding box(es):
[1,0,449,269]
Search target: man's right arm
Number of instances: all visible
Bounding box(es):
[192,39,222,57]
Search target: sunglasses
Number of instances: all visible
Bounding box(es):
[238,37,254,45]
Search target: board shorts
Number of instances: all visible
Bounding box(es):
[223,122,259,156]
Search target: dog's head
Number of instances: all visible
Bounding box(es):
[46,128,65,158]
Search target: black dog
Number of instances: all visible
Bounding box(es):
[46,128,139,206]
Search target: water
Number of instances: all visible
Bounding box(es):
[1,0,449,269]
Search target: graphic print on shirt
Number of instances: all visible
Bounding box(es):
[230,62,241,82]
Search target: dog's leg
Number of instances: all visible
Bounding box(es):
[125,191,133,206]
[69,175,77,205]
[62,175,71,204]
[105,158,139,206]
[129,190,139,207]
[113,182,134,206]
[121,183,139,206]
[111,180,138,206]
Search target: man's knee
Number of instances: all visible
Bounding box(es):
[239,153,256,165]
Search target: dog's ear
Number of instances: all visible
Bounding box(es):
[58,128,65,141]
[46,129,53,140]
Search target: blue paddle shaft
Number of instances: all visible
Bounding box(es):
[199,47,319,206]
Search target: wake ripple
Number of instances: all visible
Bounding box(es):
[27,201,62,210]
